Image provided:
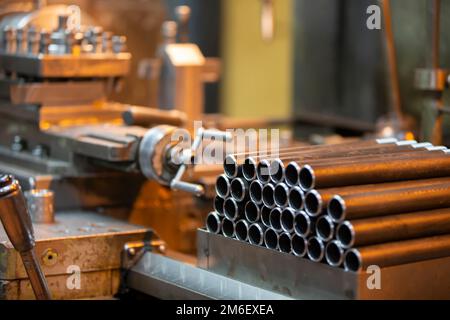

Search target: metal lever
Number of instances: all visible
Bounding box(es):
[170,128,232,196]
[260,0,274,42]
[0,175,51,299]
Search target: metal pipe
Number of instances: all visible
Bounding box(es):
[213,195,225,216]
[325,240,345,267]
[122,106,187,127]
[242,157,258,181]
[337,208,450,248]
[274,183,289,207]
[315,215,335,242]
[249,180,264,204]
[304,177,450,216]
[285,161,301,187]
[291,234,308,257]
[223,197,244,221]
[300,151,450,190]
[344,234,450,272]
[245,201,261,223]
[269,207,283,232]
[307,236,326,262]
[294,211,315,237]
[215,174,230,199]
[235,219,250,242]
[262,183,276,208]
[288,186,304,211]
[261,205,272,227]
[269,159,286,183]
[248,222,266,246]
[256,159,271,184]
[221,218,236,238]
[264,227,279,250]
[328,181,450,222]
[280,207,296,233]
[206,211,222,234]
[223,155,240,179]
[230,178,249,202]
[278,232,293,254]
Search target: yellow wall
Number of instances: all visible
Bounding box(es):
[221,0,293,119]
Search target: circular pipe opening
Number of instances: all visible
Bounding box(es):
[325,241,344,266]
[274,183,289,207]
[336,221,354,248]
[269,207,282,231]
[243,157,257,181]
[223,198,238,221]
[278,233,292,253]
[214,195,225,215]
[235,220,249,241]
[221,218,235,237]
[264,228,279,250]
[248,224,264,245]
[299,165,315,190]
[261,206,272,227]
[206,212,221,234]
[307,237,325,262]
[288,187,304,210]
[294,211,311,236]
[249,180,263,204]
[316,216,334,242]
[230,178,247,201]
[245,201,260,222]
[291,234,307,257]
[344,249,362,272]
[262,184,275,208]
[215,174,230,198]
[281,208,295,233]
[328,196,346,222]
[256,160,271,183]
[269,159,285,183]
[223,155,238,178]
[285,162,300,187]
[304,190,322,216]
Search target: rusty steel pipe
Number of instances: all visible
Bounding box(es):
[221,218,236,238]
[315,215,335,242]
[325,240,345,267]
[305,177,450,216]
[337,208,450,248]
[215,174,231,199]
[291,234,308,257]
[248,222,266,246]
[328,181,450,222]
[300,150,450,190]
[288,186,304,211]
[213,195,225,216]
[235,219,250,241]
[278,232,293,254]
[230,177,249,202]
[261,205,272,227]
[307,236,326,262]
[280,207,296,233]
[274,183,289,207]
[269,207,283,232]
[264,227,279,250]
[262,183,276,208]
[244,201,261,223]
[206,211,222,234]
[223,197,245,221]
[344,234,450,272]
[294,211,315,237]
[249,180,264,205]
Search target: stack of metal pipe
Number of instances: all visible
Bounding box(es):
[205,138,450,272]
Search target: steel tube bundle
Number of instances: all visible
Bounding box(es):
[207,139,450,272]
